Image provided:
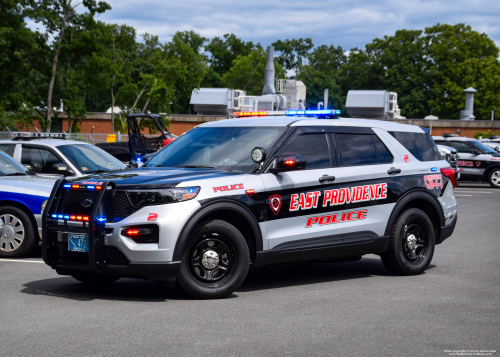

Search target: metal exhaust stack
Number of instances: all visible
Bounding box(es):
[262,46,276,95]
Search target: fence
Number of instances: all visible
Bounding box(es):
[0,131,158,145]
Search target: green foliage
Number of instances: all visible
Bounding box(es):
[473,130,500,139]
[272,38,314,73]
[222,48,286,95]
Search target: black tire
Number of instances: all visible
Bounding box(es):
[487,168,500,188]
[0,206,38,258]
[71,272,120,285]
[177,219,250,299]
[381,208,435,275]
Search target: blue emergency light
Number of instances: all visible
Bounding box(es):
[286,109,341,116]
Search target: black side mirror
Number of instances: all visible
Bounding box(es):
[30,162,41,173]
[51,163,74,176]
[269,154,307,173]
[471,149,482,155]
[128,160,139,168]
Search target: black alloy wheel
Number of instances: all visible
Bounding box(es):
[177,219,250,299]
[381,208,435,275]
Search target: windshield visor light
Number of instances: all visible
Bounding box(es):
[233,111,267,117]
[251,147,267,163]
[286,109,341,116]
[127,187,201,206]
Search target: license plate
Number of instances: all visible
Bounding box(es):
[68,234,89,252]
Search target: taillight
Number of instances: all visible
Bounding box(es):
[440,167,456,188]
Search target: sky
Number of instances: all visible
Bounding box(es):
[91,0,500,51]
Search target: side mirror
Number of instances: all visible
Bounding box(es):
[30,162,41,173]
[269,154,306,173]
[471,149,482,155]
[51,163,74,176]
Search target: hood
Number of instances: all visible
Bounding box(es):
[73,167,240,189]
[0,175,57,196]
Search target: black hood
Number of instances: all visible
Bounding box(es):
[74,167,240,189]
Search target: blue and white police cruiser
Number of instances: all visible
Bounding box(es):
[0,150,56,257]
[43,110,458,299]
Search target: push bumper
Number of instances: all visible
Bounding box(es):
[437,214,457,245]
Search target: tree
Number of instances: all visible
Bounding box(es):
[272,38,314,73]
[205,34,260,76]
[26,0,111,132]
[425,23,500,119]
[222,48,286,95]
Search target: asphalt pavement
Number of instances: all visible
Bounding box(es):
[1,182,499,357]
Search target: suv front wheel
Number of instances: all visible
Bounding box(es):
[177,219,250,299]
[381,208,435,275]
[487,168,500,188]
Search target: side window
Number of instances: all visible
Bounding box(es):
[449,141,473,153]
[21,146,62,173]
[373,136,393,163]
[389,132,440,161]
[434,141,447,146]
[337,134,378,166]
[0,144,15,157]
[282,133,331,170]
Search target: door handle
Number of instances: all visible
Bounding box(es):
[387,168,401,174]
[319,175,336,183]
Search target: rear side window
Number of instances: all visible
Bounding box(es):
[0,144,15,157]
[282,133,331,170]
[389,132,440,161]
[337,134,379,166]
[373,136,393,163]
[449,141,474,153]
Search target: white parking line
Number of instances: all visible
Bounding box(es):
[0,259,44,263]
[455,195,472,197]
[454,191,493,193]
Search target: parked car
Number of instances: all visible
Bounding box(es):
[436,144,460,180]
[433,135,500,188]
[0,150,56,257]
[0,133,127,179]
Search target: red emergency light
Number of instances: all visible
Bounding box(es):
[233,111,268,117]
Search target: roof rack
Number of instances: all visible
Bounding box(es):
[11,132,67,140]
[442,133,459,138]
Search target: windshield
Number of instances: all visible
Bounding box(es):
[0,152,27,176]
[145,126,286,173]
[470,140,498,154]
[57,145,126,174]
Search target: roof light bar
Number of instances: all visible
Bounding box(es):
[286,109,341,116]
[233,111,268,117]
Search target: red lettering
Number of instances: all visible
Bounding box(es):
[362,186,370,201]
[213,187,219,192]
[298,193,306,210]
[374,184,381,199]
[355,186,363,202]
[290,194,299,211]
[346,211,357,221]
[340,212,347,222]
[323,190,332,207]
[331,213,342,224]
[306,217,320,228]
[357,210,368,220]
[238,183,244,189]
[312,191,321,208]
[369,185,376,200]
[331,189,339,205]
[305,192,314,209]
[319,215,331,225]
[147,213,158,221]
[380,183,387,198]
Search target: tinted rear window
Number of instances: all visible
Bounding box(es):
[337,134,379,166]
[389,132,440,161]
[373,136,393,163]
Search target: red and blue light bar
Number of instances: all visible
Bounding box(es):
[63,184,101,190]
[233,111,268,117]
[51,214,106,222]
[286,109,341,116]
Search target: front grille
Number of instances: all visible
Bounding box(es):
[58,190,141,222]
[106,191,142,222]
[59,190,99,216]
[58,245,129,266]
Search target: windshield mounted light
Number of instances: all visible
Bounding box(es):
[127,187,201,206]
[251,147,266,163]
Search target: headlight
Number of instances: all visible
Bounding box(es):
[41,200,48,213]
[127,187,200,206]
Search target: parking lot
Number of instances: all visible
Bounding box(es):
[1,182,498,357]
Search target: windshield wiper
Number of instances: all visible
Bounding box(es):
[84,169,108,174]
[3,173,27,176]
[181,165,215,169]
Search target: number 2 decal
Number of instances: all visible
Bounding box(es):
[147,213,158,221]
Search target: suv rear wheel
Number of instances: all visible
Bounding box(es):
[177,219,250,299]
[487,168,500,188]
[381,208,435,275]
[0,206,37,258]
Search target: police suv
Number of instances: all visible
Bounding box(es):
[43,113,458,299]
[433,135,500,188]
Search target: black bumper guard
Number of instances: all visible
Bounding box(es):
[42,179,117,274]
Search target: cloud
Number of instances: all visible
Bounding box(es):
[53,0,500,50]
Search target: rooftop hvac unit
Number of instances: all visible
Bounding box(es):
[345,90,404,119]
[189,88,246,115]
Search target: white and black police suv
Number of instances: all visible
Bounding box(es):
[433,135,500,188]
[42,111,458,299]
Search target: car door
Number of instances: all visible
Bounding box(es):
[333,127,403,255]
[20,145,68,178]
[260,126,344,260]
[448,141,483,177]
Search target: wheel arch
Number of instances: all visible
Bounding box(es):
[172,200,263,263]
[384,189,445,241]
[0,200,38,236]
[483,164,500,181]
